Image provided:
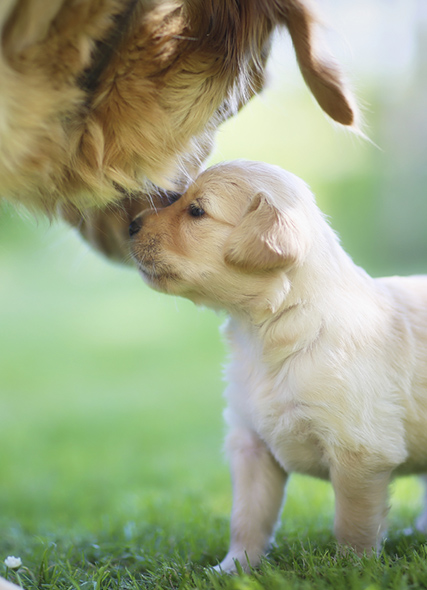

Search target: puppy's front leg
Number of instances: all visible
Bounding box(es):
[215,426,288,573]
[331,461,391,555]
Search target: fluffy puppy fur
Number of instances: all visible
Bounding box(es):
[0,0,357,259]
[130,160,427,572]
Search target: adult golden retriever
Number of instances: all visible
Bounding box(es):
[130,160,427,572]
[0,0,356,259]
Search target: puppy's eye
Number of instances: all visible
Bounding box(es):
[188,203,205,217]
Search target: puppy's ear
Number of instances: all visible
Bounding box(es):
[282,0,357,127]
[224,193,310,272]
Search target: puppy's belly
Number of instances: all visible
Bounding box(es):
[253,405,331,480]
[272,436,330,480]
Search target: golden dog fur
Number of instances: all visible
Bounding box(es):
[130,160,427,572]
[1,0,356,258]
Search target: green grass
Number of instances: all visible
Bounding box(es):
[1,78,427,589]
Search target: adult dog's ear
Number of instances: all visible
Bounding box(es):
[282,0,357,127]
[224,193,310,272]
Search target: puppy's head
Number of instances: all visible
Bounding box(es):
[130,161,315,309]
[130,161,315,313]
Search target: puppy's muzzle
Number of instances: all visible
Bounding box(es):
[129,216,143,237]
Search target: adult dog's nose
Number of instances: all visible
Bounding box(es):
[129,216,143,237]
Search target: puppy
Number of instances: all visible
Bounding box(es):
[0,0,357,259]
[130,160,427,572]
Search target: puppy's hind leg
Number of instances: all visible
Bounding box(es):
[331,461,391,555]
[214,427,288,573]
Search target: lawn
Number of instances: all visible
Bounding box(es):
[1,39,427,590]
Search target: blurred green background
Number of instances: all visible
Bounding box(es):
[0,0,426,557]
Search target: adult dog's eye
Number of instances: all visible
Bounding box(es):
[189,203,205,217]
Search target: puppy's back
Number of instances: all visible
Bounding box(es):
[378,275,427,315]
[378,273,427,402]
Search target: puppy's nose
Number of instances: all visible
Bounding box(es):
[129,217,143,237]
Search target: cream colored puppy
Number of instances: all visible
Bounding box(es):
[130,160,427,573]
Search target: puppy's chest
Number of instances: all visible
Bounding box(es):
[226,360,329,479]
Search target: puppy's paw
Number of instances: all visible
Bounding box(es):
[211,551,260,574]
